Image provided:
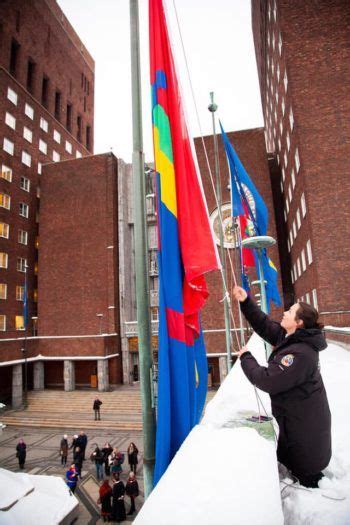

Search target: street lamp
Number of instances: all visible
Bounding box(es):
[96,313,103,335]
[31,316,38,337]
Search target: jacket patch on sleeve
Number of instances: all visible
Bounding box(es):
[281,354,294,367]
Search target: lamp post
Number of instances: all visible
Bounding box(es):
[31,316,38,337]
[22,262,29,409]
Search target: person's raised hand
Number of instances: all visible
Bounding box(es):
[232,285,248,303]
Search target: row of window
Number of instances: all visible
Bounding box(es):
[3,135,63,165]
[286,193,307,250]
[0,314,26,331]
[7,81,91,149]
[1,165,30,191]
[0,194,29,218]
[0,283,29,301]
[0,254,28,271]
[290,240,313,284]
[280,149,300,214]
[0,223,28,244]
[298,289,318,311]
[5,109,69,148]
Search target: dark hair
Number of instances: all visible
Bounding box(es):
[296,302,324,329]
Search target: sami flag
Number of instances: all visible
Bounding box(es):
[150,0,220,484]
[220,124,281,311]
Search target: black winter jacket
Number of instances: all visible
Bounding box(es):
[240,297,331,477]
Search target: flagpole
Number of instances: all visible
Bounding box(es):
[208,92,232,373]
[130,0,155,497]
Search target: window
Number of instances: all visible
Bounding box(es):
[301,249,306,272]
[295,148,300,172]
[22,151,31,167]
[53,129,61,144]
[10,38,20,76]
[291,169,296,189]
[37,186,40,198]
[1,165,12,182]
[76,151,82,159]
[288,184,292,203]
[23,126,33,143]
[306,240,313,265]
[284,151,288,168]
[53,150,60,162]
[3,138,14,155]
[276,65,280,83]
[312,289,318,309]
[305,292,310,305]
[7,86,18,105]
[286,198,289,214]
[0,252,8,268]
[20,176,30,192]
[289,230,293,247]
[5,112,16,130]
[289,108,294,131]
[297,257,301,278]
[25,103,34,120]
[296,208,301,229]
[301,193,307,217]
[278,138,281,152]
[280,180,283,193]
[18,229,28,245]
[284,71,288,92]
[281,98,285,116]
[34,289,38,303]
[38,162,42,175]
[0,193,11,210]
[66,103,72,131]
[278,32,282,55]
[286,132,290,152]
[16,285,24,301]
[0,222,9,238]
[281,167,285,181]
[42,75,49,107]
[0,284,7,300]
[15,315,25,330]
[0,315,6,331]
[39,139,47,154]
[293,219,297,240]
[26,59,36,93]
[279,121,283,136]
[65,141,72,154]
[17,257,27,272]
[290,270,294,284]
[19,202,29,218]
[77,115,82,142]
[55,90,61,120]
[40,117,48,132]
[86,125,91,151]
[151,307,159,321]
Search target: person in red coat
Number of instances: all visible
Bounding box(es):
[98,479,112,522]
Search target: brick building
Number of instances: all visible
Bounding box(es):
[0,0,94,403]
[251,0,350,337]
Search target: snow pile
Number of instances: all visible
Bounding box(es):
[0,469,78,524]
[136,333,350,524]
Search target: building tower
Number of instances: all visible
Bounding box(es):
[252,0,350,333]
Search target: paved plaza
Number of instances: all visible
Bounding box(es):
[0,424,144,524]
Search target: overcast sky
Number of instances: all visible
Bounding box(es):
[57,0,264,162]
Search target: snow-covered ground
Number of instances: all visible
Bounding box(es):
[136,334,350,524]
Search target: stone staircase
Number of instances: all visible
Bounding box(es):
[1,388,143,431]
[1,387,218,431]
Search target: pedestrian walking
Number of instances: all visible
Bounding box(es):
[102,442,113,477]
[91,445,105,481]
[76,430,88,460]
[16,438,26,469]
[98,479,112,522]
[73,446,83,478]
[66,464,78,493]
[93,397,102,420]
[111,473,126,523]
[127,442,139,474]
[59,434,69,467]
[233,285,332,488]
[125,471,139,516]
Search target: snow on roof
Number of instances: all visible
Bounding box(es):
[0,469,78,524]
[135,334,350,524]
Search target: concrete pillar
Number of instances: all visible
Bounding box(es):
[33,361,44,390]
[219,356,228,384]
[12,364,23,409]
[64,360,75,391]
[121,336,132,384]
[97,359,109,392]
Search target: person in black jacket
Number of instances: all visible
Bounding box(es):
[76,431,88,460]
[16,438,26,469]
[233,285,332,488]
[93,398,103,420]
